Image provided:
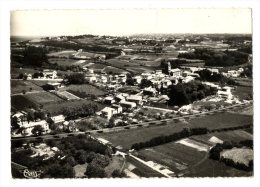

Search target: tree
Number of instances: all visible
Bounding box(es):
[11,116,20,131]
[46,163,75,178]
[23,46,48,67]
[126,74,134,86]
[66,73,85,84]
[140,79,153,89]
[85,163,106,178]
[107,118,115,128]
[111,170,127,178]
[31,125,45,136]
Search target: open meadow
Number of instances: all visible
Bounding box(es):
[11,80,43,94]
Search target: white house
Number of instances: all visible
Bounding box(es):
[100,107,117,119]
[85,74,97,83]
[217,86,233,99]
[143,86,157,96]
[19,120,49,136]
[127,95,143,105]
[169,68,181,77]
[119,100,137,109]
[51,115,65,124]
[133,76,142,85]
[104,96,115,105]
[43,70,57,79]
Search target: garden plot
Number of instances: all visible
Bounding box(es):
[24,91,64,105]
[55,90,80,100]
[220,148,253,166]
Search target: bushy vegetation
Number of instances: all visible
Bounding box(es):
[11,135,112,178]
[167,81,217,106]
[62,103,98,120]
[178,49,249,67]
[65,73,85,84]
[195,69,237,85]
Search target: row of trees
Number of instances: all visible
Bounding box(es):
[131,127,208,150]
[209,140,253,171]
[167,81,218,106]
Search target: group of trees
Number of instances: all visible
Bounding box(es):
[195,69,237,85]
[131,127,208,150]
[140,79,153,89]
[178,49,249,67]
[209,140,253,171]
[62,103,98,120]
[22,46,49,67]
[65,73,85,84]
[167,81,218,106]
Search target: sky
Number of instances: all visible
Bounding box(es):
[10,8,252,37]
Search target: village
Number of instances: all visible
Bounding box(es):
[10,32,253,178]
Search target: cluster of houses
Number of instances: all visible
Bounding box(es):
[84,68,128,89]
[11,111,76,136]
[21,69,58,80]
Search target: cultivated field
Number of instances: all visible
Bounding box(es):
[24,92,64,105]
[96,122,189,149]
[43,99,106,115]
[11,80,43,94]
[185,156,252,177]
[233,85,253,100]
[187,113,253,130]
[11,95,39,110]
[138,142,206,173]
[191,129,253,145]
[48,57,79,67]
[62,84,107,97]
[55,91,80,100]
[221,148,253,166]
[47,50,76,58]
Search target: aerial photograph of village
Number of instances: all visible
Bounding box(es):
[10,9,253,178]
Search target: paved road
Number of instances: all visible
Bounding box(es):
[11,101,252,141]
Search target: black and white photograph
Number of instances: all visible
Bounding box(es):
[1,1,260,186]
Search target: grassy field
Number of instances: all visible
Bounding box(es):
[24,92,64,105]
[47,50,76,58]
[96,122,189,149]
[11,80,43,94]
[96,113,252,150]
[11,67,39,78]
[48,57,79,66]
[138,142,206,173]
[43,99,106,115]
[62,84,107,97]
[11,95,39,110]
[191,129,253,145]
[187,113,253,130]
[185,157,252,177]
[233,85,253,100]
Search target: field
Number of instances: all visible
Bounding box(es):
[48,57,79,66]
[233,85,253,100]
[96,122,189,149]
[24,92,64,105]
[221,148,253,166]
[191,129,253,144]
[55,91,80,100]
[138,142,206,173]
[11,80,43,94]
[185,156,252,177]
[11,95,39,110]
[102,66,128,74]
[187,113,253,130]
[62,84,107,97]
[11,67,39,78]
[47,50,76,58]
[96,113,252,150]
[43,99,106,115]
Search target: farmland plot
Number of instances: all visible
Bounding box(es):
[11,95,39,110]
[11,80,43,94]
[24,92,64,105]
